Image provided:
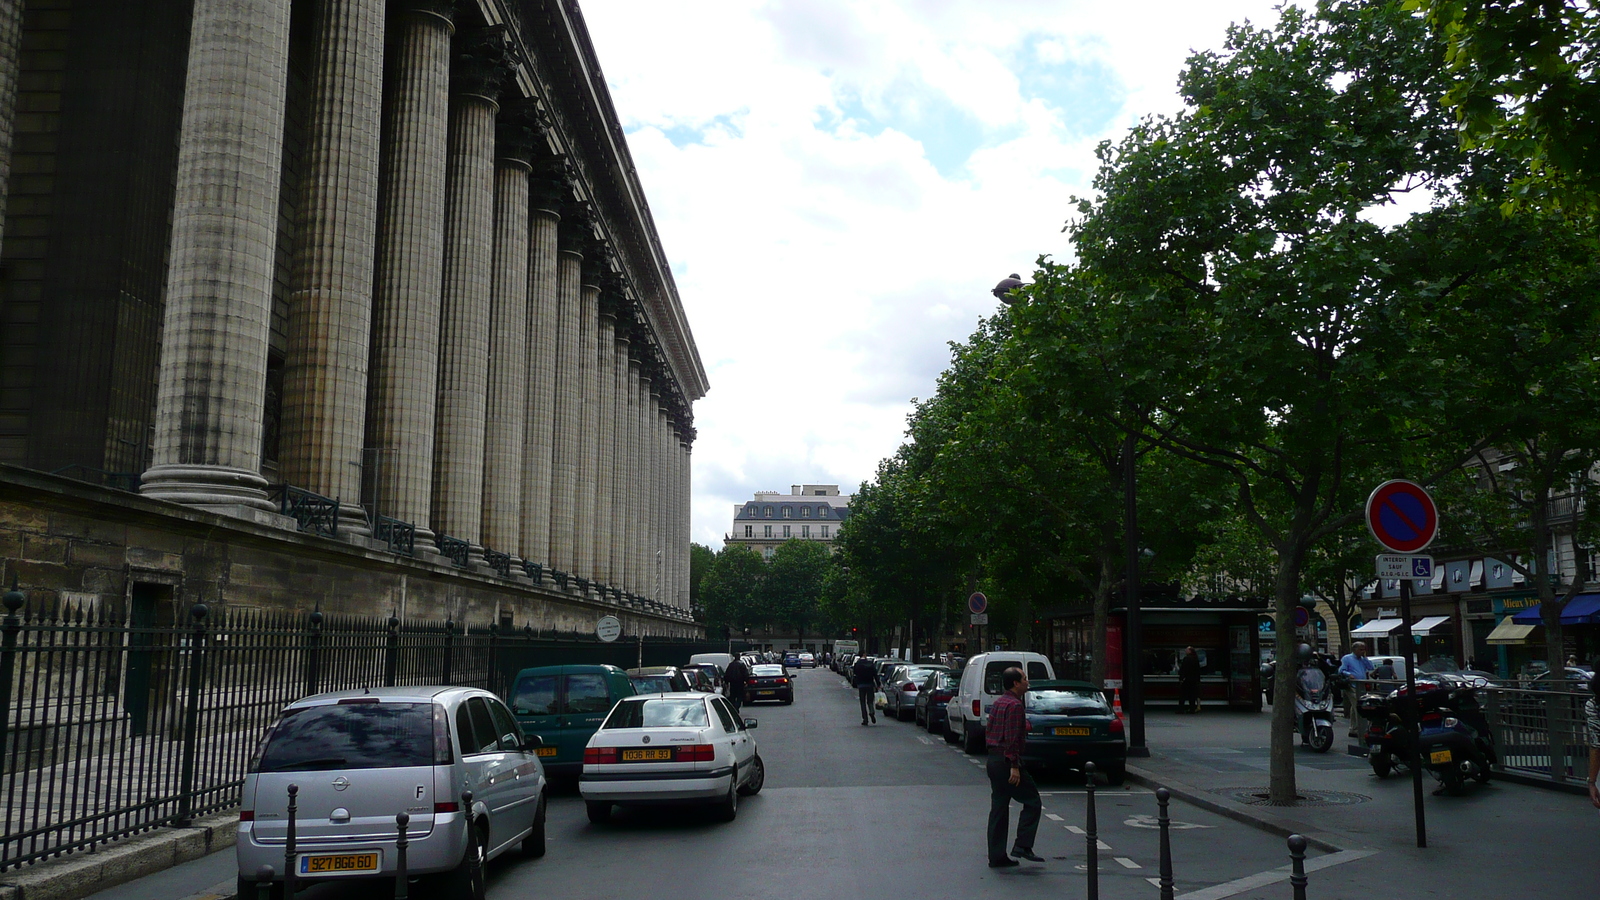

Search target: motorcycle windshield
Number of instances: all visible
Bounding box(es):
[1298,669,1326,692]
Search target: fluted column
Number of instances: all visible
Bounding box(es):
[573,280,600,579]
[626,357,643,594]
[279,0,385,530]
[609,328,631,589]
[549,244,584,573]
[0,0,23,249]
[680,436,692,608]
[520,203,560,566]
[365,1,453,535]
[644,384,661,600]
[481,139,531,557]
[141,0,291,510]
[653,396,668,601]
[594,308,618,587]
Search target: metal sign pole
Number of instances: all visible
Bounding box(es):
[1399,578,1426,848]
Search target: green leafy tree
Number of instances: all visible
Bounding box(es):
[688,542,716,620]
[699,545,766,639]
[763,539,833,648]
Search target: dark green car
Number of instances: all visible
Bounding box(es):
[509,664,637,777]
[1021,680,1127,784]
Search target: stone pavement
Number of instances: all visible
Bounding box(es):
[1125,706,1599,898]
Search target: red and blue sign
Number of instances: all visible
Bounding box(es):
[968,592,988,615]
[1365,480,1438,553]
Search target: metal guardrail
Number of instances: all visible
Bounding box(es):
[482,550,512,579]
[372,515,415,556]
[267,484,338,539]
[436,535,470,569]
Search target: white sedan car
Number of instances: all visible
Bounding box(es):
[579,692,765,823]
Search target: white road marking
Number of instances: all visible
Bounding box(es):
[1045,813,1063,822]
[1126,814,1214,830]
[1115,857,1140,869]
[1173,850,1378,900]
[1147,877,1163,887]
[916,736,933,745]
[1097,840,1112,851]
[1065,826,1085,835]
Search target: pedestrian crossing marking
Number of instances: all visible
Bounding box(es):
[1097,840,1112,850]
[1115,857,1140,869]
[1065,826,1085,834]
[1146,877,1162,887]
[1045,813,1063,821]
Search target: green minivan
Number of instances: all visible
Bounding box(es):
[509,664,637,776]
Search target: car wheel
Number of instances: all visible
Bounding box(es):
[716,776,739,822]
[738,754,765,796]
[236,876,284,900]
[522,791,547,858]
[437,825,487,900]
[586,800,612,824]
[1104,763,1127,786]
[963,724,983,755]
[943,720,960,744]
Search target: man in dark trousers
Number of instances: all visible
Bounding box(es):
[724,656,749,712]
[1178,647,1201,713]
[852,655,879,725]
[986,667,1043,867]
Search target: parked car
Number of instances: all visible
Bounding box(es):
[682,662,725,690]
[782,651,802,668]
[626,666,693,694]
[744,664,794,704]
[884,664,949,721]
[237,686,547,900]
[688,652,735,672]
[915,670,960,733]
[946,651,1055,754]
[1020,680,1127,784]
[580,692,764,823]
[798,652,816,668]
[681,666,718,693]
[509,664,637,777]
[873,658,905,692]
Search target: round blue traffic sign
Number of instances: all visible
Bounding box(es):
[1365,480,1438,554]
[968,592,988,615]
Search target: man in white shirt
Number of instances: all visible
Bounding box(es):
[1338,642,1375,736]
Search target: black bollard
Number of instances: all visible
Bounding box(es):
[255,865,275,900]
[1287,834,1308,900]
[284,784,299,897]
[394,812,410,900]
[1156,787,1174,900]
[463,790,483,884]
[1084,761,1099,900]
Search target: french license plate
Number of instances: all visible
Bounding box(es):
[758,690,775,696]
[1429,749,1453,764]
[621,748,673,762]
[1055,726,1090,736]
[535,746,557,757]
[299,852,379,875]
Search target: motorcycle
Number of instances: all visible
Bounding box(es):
[1360,676,1494,792]
[1294,664,1341,753]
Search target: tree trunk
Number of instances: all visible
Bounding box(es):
[1268,539,1309,806]
[1015,594,1033,652]
[1090,555,1114,688]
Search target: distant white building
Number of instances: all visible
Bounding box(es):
[725,484,853,559]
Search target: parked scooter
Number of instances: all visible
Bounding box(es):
[1359,676,1494,791]
[1292,645,1340,753]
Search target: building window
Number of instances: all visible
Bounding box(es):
[818,507,828,518]
[802,506,810,518]
[821,525,830,538]
[764,525,772,538]
[744,525,752,537]
[781,506,791,518]
[763,547,774,560]
[801,525,810,537]
[764,506,773,518]
[783,525,791,537]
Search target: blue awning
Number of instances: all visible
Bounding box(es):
[1511,594,1600,625]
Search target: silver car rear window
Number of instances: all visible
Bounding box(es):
[602,697,709,729]
[254,701,435,772]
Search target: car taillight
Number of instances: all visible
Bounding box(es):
[973,700,981,716]
[903,683,918,692]
[678,744,715,762]
[433,801,459,814]
[1420,713,1441,727]
[239,810,254,822]
[1109,718,1124,736]
[935,692,952,701]
[777,678,789,685]
[584,746,618,765]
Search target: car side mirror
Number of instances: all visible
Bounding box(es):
[521,734,543,750]
[743,718,758,729]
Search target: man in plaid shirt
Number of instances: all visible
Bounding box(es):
[1585,673,1598,809]
[986,667,1043,867]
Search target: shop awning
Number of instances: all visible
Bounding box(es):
[1511,594,1600,625]
[1412,616,1451,635]
[1350,618,1404,637]
[1485,619,1538,645]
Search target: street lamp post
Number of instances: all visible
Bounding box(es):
[1124,433,1148,757]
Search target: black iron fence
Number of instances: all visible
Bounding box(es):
[0,594,721,871]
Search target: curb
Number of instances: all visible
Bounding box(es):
[1123,764,1368,855]
[0,814,237,900]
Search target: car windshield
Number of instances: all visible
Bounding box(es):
[603,697,710,729]
[1026,689,1109,715]
[255,701,434,772]
[902,667,937,683]
[751,665,785,676]
[629,676,678,693]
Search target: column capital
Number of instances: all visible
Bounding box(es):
[558,199,596,253]
[496,98,547,165]
[452,24,516,101]
[395,0,456,27]
[530,152,573,214]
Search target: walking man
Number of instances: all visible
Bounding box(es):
[724,655,749,712]
[986,667,1043,868]
[1177,647,1201,713]
[852,655,879,725]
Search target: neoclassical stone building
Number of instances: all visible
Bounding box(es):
[0,0,705,635]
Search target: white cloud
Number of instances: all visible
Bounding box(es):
[580,0,1292,547]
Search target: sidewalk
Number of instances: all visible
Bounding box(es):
[1125,706,1599,897]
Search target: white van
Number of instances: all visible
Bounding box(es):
[945,651,1054,754]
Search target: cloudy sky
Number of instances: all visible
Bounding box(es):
[581,1,1291,548]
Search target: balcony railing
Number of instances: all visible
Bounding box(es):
[372,515,415,556]
[483,549,513,579]
[436,534,470,568]
[269,484,339,539]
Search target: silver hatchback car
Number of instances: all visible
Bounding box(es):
[236,686,547,899]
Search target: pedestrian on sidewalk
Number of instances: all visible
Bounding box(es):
[1178,647,1201,713]
[986,667,1043,868]
[1585,670,1599,809]
[1339,642,1375,736]
[852,655,879,725]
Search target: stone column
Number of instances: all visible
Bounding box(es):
[520,196,561,567]
[0,0,23,248]
[646,384,662,600]
[654,396,669,601]
[680,435,693,608]
[365,0,454,535]
[549,237,584,573]
[609,327,631,590]
[626,356,643,594]
[481,116,534,559]
[573,278,600,580]
[279,0,386,530]
[141,0,292,511]
[593,306,618,587]
[430,28,510,555]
